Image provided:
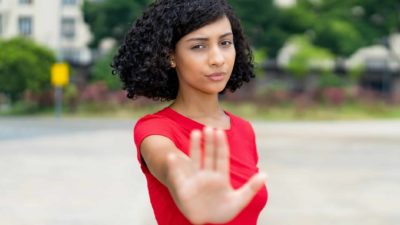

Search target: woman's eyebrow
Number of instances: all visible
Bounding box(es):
[220,32,233,38]
[185,32,233,42]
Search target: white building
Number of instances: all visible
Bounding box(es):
[277,34,400,72]
[345,34,400,72]
[0,0,92,65]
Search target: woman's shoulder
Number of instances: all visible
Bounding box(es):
[133,108,178,147]
[136,113,168,124]
[224,110,255,138]
[226,111,252,127]
[135,108,175,130]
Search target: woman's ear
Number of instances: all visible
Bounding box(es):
[169,56,176,68]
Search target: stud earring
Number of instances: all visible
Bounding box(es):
[171,61,176,68]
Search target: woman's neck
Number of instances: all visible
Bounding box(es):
[170,90,231,130]
[170,92,224,119]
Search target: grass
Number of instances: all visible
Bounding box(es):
[222,101,400,120]
[1,101,400,120]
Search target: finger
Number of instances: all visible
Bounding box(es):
[203,127,215,170]
[189,130,202,170]
[215,129,230,177]
[166,153,186,187]
[235,173,266,209]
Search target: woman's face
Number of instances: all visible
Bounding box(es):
[171,16,236,96]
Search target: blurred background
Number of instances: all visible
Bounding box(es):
[0,0,399,224]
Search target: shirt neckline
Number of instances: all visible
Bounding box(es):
[161,107,233,133]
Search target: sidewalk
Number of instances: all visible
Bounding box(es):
[0,118,399,225]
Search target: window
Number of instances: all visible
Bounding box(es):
[61,18,75,39]
[18,16,32,36]
[62,0,76,6]
[19,0,33,5]
[62,48,80,63]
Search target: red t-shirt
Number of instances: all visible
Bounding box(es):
[134,107,268,225]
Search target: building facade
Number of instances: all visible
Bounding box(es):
[0,0,92,65]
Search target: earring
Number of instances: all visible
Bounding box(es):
[171,61,176,68]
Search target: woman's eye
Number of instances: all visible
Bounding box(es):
[221,40,233,46]
[191,44,206,50]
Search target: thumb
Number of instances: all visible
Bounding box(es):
[234,173,266,209]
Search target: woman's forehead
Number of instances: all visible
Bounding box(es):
[181,16,232,40]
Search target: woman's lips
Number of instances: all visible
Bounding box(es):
[206,72,225,81]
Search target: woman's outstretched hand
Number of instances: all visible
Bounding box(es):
[166,127,266,225]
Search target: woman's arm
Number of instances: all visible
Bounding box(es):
[140,127,266,224]
[140,134,188,187]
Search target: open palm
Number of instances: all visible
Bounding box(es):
[167,127,266,224]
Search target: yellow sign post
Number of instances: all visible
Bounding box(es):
[51,63,69,87]
[51,63,69,118]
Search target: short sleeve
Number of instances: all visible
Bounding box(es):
[133,115,176,173]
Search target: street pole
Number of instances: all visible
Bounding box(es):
[51,63,69,119]
[56,0,63,119]
[54,86,63,118]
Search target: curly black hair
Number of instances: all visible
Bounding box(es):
[112,0,255,101]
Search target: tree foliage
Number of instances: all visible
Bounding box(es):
[285,36,335,77]
[82,0,150,48]
[83,0,400,57]
[228,0,288,57]
[278,0,400,56]
[91,49,121,91]
[0,37,56,102]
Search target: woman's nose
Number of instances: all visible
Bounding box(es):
[208,46,225,67]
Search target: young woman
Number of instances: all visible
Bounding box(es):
[112,0,268,224]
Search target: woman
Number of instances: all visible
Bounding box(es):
[112,0,268,224]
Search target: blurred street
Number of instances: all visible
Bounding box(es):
[0,117,399,225]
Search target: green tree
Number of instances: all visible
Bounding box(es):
[285,35,335,77]
[280,0,400,56]
[0,37,56,102]
[82,0,150,48]
[83,0,400,57]
[83,0,288,55]
[91,49,121,90]
[229,0,288,57]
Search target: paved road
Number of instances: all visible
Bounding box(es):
[0,117,399,225]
